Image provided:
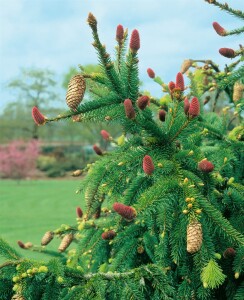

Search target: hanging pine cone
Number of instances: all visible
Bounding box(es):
[180,59,193,74]
[187,220,203,253]
[66,75,86,111]
[233,81,244,102]
[41,231,54,246]
[58,233,73,252]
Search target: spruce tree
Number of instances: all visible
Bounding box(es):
[0,1,243,299]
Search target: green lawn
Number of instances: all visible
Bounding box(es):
[0,179,84,262]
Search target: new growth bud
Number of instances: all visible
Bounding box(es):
[87,12,97,31]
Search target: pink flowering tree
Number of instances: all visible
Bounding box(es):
[0,140,39,179]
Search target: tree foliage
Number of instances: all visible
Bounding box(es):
[0,1,243,299]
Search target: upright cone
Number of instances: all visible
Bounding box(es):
[187,220,202,253]
[66,75,86,111]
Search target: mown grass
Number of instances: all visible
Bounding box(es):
[0,179,85,263]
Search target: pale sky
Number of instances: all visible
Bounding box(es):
[0,0,243,108]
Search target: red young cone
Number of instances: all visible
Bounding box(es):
[17,240,26,249]
[184,97,190,114]
[113,202,137,220]
[76,207,83,218]
[147,68,155,79]
[219,48,235,58]
[175,72,184,91]
[32,106,46,125]
[100,130,111,141]
[223,247,236,258]
[143,155,154,175]
[130,29,140,52]
[116,24,124,43]
[101,230,117,240]
[212,22,226,36]
[188,97,200,118]
[168,81,175,91]
[198,159,214,173]
[158,110,166,122]
[124,99,136,119]
[93,145,103,156]
[137,96,150,110]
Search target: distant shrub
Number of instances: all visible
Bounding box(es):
[37,155,57,171]
[0,140,39,179]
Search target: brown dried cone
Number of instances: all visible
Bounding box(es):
[187,220,203,253]
[41,231,54,246]
[180,59,193,74]
[233,81,244,102]
[66,75,86,111]
[58,233,74,252]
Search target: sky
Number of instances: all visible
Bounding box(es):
[0,0,243,109]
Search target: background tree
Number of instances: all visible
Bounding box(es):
[6,68,59,139]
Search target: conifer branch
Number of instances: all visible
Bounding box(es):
[170,119,190,142]
[227,26,244,36]
[198,197,244,246]
[0,237,22,261]
[205,1,244,21]
[87,14,123,97]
